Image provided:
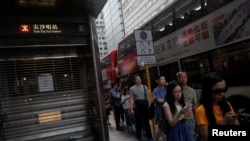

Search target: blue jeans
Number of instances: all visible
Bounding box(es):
[168,120,194,141]
[186,117,196,136]
[124,109,135,126]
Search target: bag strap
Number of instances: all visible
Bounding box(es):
[143,85,146,97]
[134,85,147,101]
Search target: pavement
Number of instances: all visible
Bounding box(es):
[108,111,154,141]
[108,111,137,141]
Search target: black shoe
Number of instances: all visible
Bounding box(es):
[116,126,123,131]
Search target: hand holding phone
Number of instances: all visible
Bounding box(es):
[184,104,192,109]
[224,112,239,123]
[183,104,192,119]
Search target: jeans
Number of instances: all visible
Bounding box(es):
[124,109,135,126]
[186,117,196,136]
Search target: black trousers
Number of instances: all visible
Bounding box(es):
[134,105,153,139]
[113,106,123,128]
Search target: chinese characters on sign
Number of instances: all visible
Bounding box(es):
[19,23,62,34]
[182,20,209,47]
[137,56,156,65]
[33,24,62,33]
[136,41,154,55]
[154,20,210,54]
[134,30,156,65]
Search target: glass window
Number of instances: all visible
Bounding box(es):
[211,40,250,86]
[180,53,211,89]
[159,61,179,82]
[101,54,111,69]
[117,34,136,60]
[180,39,250,88]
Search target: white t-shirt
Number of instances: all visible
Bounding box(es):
[163,101,184,120]
[121,95,130,110]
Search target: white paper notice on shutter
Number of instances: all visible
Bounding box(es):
[38,73,54,92]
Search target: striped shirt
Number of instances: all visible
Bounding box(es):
[182,86,197,118]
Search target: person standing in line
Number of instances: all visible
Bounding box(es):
[153,75,167,141]
[129,74,154,141]
[195,72,239,141]
[117,85,125,126]
[162,80,194,141]
[104,91,112,125]
[121,87,135,132]
[110,83,123,131]
[177,71,198,136]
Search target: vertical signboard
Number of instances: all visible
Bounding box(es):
[134,30,156,137]
[134,30,156,65]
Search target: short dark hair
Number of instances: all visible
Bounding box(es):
[134,74,141,80]
[111,83,118,88]
[157,75,165,80]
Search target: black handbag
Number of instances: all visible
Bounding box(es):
[135,99,148,108]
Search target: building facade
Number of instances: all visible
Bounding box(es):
[102,0,125,52]
[98,0,180,53]
[96,11,108,58]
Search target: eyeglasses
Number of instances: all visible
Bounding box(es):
[211,87,228,95]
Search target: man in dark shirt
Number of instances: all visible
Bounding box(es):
[110,83,123,130]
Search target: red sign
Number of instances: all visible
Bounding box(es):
[118,52,140,76]
[19,24,32,33]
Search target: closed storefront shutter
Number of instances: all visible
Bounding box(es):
[0,46,101,141]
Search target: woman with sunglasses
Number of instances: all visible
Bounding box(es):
[195,72,239,141]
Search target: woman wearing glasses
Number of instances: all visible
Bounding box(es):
[195,72,239,141]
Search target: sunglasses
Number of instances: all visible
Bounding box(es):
[211,87,228,95]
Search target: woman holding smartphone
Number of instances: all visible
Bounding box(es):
[195,72,239,141]
[163,80,194,141]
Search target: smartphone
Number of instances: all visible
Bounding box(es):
[184,104,192,109]
[230,113,239,118]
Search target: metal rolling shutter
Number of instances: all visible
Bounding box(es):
[0,46,99,141]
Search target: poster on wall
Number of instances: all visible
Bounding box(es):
[211,0,250,46]
[38,73,54,92]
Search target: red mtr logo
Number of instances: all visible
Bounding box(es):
[19,24,32,33]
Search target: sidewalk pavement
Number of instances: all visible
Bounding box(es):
[108,111,155,141]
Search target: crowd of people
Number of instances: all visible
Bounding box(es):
[103,71,240,141]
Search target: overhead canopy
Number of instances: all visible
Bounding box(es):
[0,0,107,19]
[141,0,201,31]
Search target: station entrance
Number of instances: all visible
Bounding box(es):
[0,1,108,141]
